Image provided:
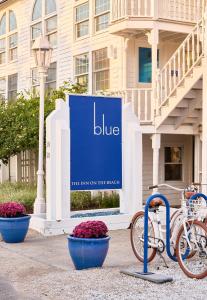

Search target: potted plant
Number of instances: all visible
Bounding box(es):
[67,220,110,270]
[0,202,31,243]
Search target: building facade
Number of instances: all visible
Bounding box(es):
[0,0,206,206]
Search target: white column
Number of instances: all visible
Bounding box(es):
[194,135,201,183]
[34,71,46,214]
[202,10,207,194]
[123,38,129,91]
[151,133,161,193]
[147,27,159,121]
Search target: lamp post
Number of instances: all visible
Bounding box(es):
[32,36,52,214]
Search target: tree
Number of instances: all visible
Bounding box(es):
[0,81,87,164]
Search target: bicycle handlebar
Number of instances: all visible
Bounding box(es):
[148,185,158,190]
[148,183,183,192]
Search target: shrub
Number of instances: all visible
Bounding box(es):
[0,202,26,218]
[71,191,119,211]
[72,221,108,238]
[0,183,36,214]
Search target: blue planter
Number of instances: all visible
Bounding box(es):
[68,235,110,270]
[0,215,31,243]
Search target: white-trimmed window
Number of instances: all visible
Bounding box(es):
[164,147,183,181]
[32,62,57,90]
[95,0,110,32]
[74,53,89,86]
[93,48,109,91]
[8,73,18,101]
[0,77,6,101]
[0,10,18,64]
[31,0,57,47]
[75,2,89,39]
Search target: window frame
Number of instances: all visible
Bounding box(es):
[94,0,110,33]
[74,52,89,87]
[31,0,57,48]
[93,47,110,92]
[164,146,184,182]
[8,73,18,101]
[0,10,18,64]
[0,76,6,101]
[75,1,89,39]
[31,61,57,91]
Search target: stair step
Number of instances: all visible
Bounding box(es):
[192,79,203,89]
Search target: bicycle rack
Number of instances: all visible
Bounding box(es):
[190,192,207,203]
[121,194,174,283]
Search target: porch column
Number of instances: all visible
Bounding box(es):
[151,133,161,192]
[147,26,159,120]
[194,135,201,184]
[123,38,129,91]
[202,10,207,194]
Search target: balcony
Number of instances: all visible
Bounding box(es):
[111,88,153,124]
[110,0,205,35]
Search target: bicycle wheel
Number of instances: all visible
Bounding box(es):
[170,209,183,237]
[130,211,157,263]
[176,220,207,279]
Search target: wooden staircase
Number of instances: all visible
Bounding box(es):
[155,17,204,130]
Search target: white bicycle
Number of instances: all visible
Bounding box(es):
[130,183,207,279]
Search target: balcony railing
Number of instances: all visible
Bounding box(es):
[111,88,153,123]
[111,0,206,23]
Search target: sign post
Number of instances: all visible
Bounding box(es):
[31,96,142,236]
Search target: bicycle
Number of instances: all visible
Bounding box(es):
[130,184,207,279]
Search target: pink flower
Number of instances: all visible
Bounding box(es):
[0,202,26,218]
[72,221,108,238]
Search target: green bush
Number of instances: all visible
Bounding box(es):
[0,184,120,213]
[0,182,36,214]
[71,191,119,211]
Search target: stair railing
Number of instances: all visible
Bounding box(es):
[157,17,204,110]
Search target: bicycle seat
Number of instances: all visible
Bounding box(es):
[184,191,196,199]
[149,198,163,208]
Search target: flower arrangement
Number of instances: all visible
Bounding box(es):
[72,221,108,238]
[0,202,26,218]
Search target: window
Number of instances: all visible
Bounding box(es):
[9,33,18,61]
[93,48,109,91]
[9,10,17,31]
[46,62,57,89]
[32,62,57,90]
[139,48,152,83]
[75,2,89,38]
[8,73,18,101]
[0,11,18,63]
[0,77,6,101]
[0,13,6,35]
[139,48,159,83]
[0,38,5,64]
[95,0,110,32]
[31,0,57,47]
[75,53,89,86]
[32,0,42,21]
[164,147,183,181]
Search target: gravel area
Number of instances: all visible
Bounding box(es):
[0,229,206,300]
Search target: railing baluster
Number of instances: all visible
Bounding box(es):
[192,31,195,64]
[173,56,176,89]
[144,90,148,121]
[138,0,141,16]
[138,90,141,120]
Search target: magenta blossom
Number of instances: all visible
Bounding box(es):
[0,202,26,218]
[73,221,108,238]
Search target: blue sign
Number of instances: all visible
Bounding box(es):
[69,95,122,190]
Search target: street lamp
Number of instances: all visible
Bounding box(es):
[32,36,52,214]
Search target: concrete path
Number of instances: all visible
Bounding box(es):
[0,229,206,300]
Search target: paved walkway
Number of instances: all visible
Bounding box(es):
[0,229,206,300]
